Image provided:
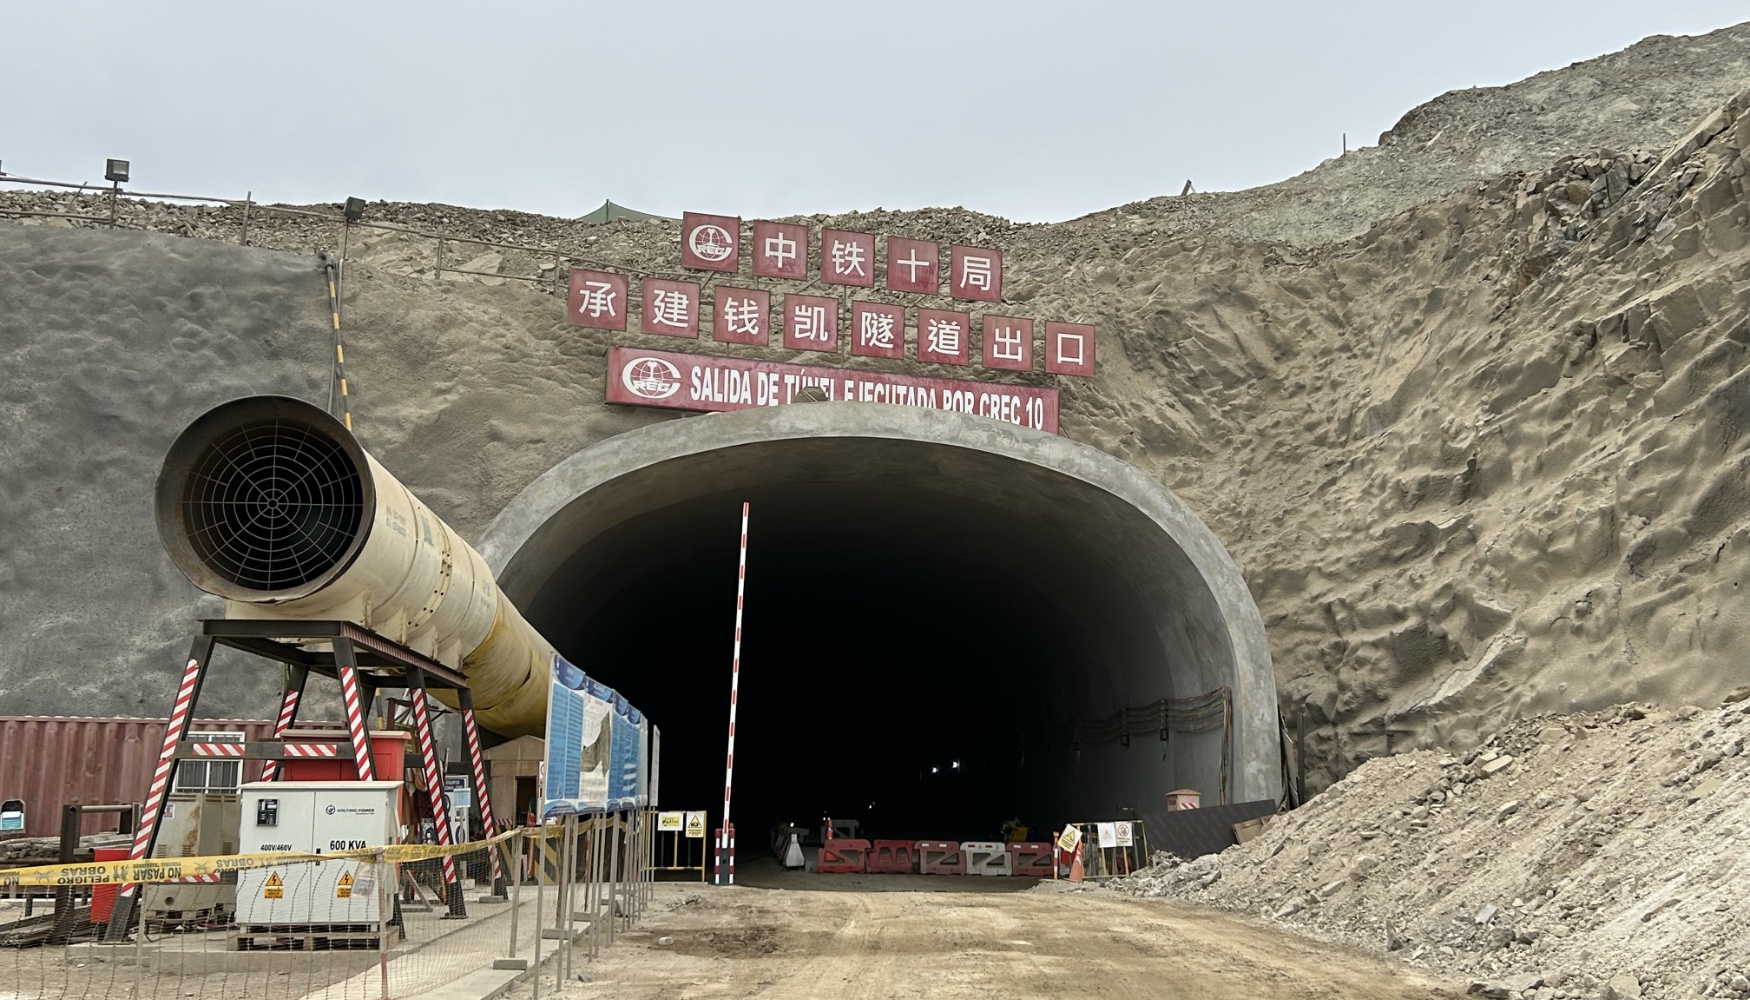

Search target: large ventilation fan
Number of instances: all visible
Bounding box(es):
[180,419,365,591]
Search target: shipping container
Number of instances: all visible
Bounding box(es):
[0,717,284,838]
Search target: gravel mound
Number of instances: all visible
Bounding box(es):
[1109,697,1750,999]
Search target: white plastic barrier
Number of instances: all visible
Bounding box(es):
[962,841,1012,876]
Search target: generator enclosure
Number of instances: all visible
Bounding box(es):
[235,781,401,926]
[144,793,242,923]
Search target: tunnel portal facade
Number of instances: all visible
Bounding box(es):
[474,404,1280,832]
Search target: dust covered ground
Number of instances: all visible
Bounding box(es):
[503,880,1455,1000]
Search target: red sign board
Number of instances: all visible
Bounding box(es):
[752,220,809,279]
[822,229,876,287]
[641,278,700,337]
[713,286,770,345]
[1045,321,1096,376]
[607,346,1058,433]
[567,269,628,330]
[916,308,970,365]
[850,301,905,359]
[681,212,740,272]
[886,237,938,294]
[981,315,1033,371]
[950,245,1002,302]
[783,294,838,352]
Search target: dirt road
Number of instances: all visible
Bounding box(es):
[507,879,1457,1000]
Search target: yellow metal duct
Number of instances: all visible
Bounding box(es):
[154,395,550,736]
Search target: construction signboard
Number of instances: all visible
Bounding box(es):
[607,346,1058,433]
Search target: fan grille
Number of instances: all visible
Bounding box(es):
[181,419,365,591]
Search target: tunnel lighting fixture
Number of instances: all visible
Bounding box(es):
[1159,726,1170,742]
[1071,739,1081,752]
[951,759,960,769]
[344,196,366,222]
[1121,732,1130,748]
[104,158,129,183]
[930,765,939,774]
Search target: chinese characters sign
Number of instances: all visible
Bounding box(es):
[569,211,1095,380]
[607,346,1058,433]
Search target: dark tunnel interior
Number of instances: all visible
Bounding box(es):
[520,481,1174,848]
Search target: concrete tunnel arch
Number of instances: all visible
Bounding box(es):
[474,403,1280,829]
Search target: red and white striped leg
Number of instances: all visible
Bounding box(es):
[258,665,308,782]
[409,685,465,917]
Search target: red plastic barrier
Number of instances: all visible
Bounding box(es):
[916,840,964,875]
[1008,841,1055,877]
[817,838,870,874]
[867,840,915,874]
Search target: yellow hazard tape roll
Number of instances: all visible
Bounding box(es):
[0,828,521,888]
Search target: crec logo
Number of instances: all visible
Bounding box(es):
[622,357,682,400]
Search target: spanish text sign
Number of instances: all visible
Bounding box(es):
[605,346,1058,434]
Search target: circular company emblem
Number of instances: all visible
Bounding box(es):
[687,224,735,262]
[325,804,336,815]
[622,357,682,400]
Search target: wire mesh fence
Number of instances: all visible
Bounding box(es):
[0,821,656,1000]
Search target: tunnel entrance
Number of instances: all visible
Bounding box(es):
[476,404,1278,844]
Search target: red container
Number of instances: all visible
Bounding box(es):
[278,731,411,782]
[0,717,276,838]
[91,847,130,923]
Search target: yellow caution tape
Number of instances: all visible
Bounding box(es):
[0,828,522,887]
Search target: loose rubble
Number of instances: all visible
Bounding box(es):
[1111,699,1750,999]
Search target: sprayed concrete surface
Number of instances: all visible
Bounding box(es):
[500,881,1453,1000]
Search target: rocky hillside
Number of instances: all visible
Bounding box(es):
[1,25,1747,789]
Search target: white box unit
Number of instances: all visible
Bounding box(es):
[236,781,401,927]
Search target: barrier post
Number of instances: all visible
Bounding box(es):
[715,503,750,886]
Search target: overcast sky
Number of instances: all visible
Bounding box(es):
[3,2,1743,223]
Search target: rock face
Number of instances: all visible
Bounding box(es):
[1109,702,1750,999]
[1,26,1750,789]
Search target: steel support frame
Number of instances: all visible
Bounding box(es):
[257,663,310,782]
[407,664,466,919]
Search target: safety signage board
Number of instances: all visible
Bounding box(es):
[684,812,706,839]
[1096,822,1118,848]
[1114,822,1134,847]
[336,871,354,899]
[262,871,283,899]
[606,346,1059,434]
[657,811,684,832]
[543,654,652,818]
[1056,825,1082,853]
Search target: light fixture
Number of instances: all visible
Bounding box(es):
[1159,726,1170,742]
[930,765,939,774]
[951,760,960,769]
[104,158,129,183]
[1121,732,1130,748]
[344,196,366,222]
[1071,739,1081,752]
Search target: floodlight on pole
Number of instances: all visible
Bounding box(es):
[104,159,129,183]
[343,197,366,223]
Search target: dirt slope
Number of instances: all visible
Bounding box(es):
[1112,696,1750,1000]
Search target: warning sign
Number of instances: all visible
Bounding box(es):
[336,872,354,899]
[263,871,283,899]
[1055,825,1082,854]
[1096,822,1117,848]
[684,811,706,839]
[657,811,684,832]
[1114,822,1134,848]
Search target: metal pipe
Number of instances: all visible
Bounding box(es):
[154,395,557,736]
